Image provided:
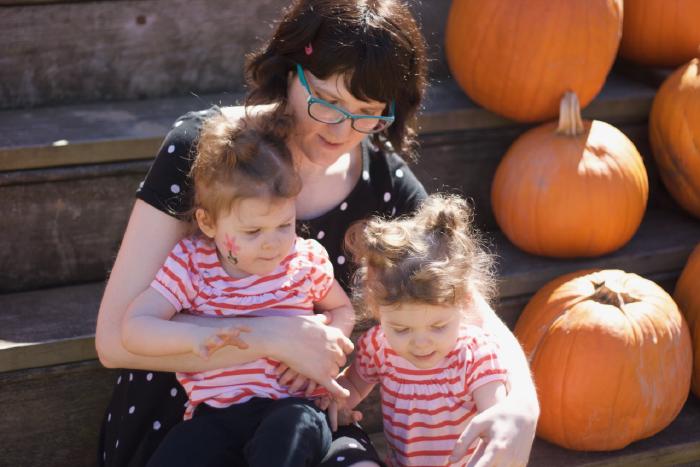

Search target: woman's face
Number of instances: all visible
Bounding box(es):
[286,68,388,168]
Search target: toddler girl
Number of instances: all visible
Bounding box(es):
[121,112,354,467]
[329,194,509,467]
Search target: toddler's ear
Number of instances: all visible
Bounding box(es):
[196,208,216,238]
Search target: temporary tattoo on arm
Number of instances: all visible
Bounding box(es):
[224,233,240,265]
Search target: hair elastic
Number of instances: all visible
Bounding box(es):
[304,43,313,56]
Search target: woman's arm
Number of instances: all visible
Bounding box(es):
[95,201,354,396]
[454,294,539,467]
[315,280,355,337]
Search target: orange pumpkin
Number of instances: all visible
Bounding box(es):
[444,0,622,122]
[619,0,700,68]
[674,243,700,397]
[649,59,700,218]
[491,92,648,258]
[515,269,693,451]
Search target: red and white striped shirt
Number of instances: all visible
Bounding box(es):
[151,235,334,419]
[354,325,508,467]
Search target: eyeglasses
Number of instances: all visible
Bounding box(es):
[295,63,395,134]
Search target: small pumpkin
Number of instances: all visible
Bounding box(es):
[619,0,700,68]
[674,243,700,397]
[649,58,700,218]
[445,0,622,122]
[491,92,648,258]
[515,269,693,451]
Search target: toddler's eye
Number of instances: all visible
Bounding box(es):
[392,327,409,335]
[432,324,447,332]
[244,229,261,236]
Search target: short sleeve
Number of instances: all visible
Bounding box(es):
[301,239,335,302]
[386,152,428,217]
[136,107,222,218]
[150,239,198,311]
[463,328,509,394]
[353,326,384,384]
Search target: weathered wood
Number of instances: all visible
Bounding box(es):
[0,161,149,293]
[368,395,700,466]
[0,360,117,467]
[0,71,656,171]
[0,0,451,109]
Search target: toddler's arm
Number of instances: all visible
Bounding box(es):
[323,363,376,431]
[122,287,250,358]
[450,380,508,464]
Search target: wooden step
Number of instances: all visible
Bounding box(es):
[0,73,660,292]
[1,207,698,466]
[3,207,697,374]
[0,0,452,109]
[0,71,656,172]
[369,394,700,467]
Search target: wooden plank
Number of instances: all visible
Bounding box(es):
[368,395,700,467]
[0,0,452,109]
[0,360,117,467]
[0,71,656,172]
[495,208,700,299]
[0,160,149,293]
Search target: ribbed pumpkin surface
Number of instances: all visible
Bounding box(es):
[515,269,693,451]
[445,0,622,122]
[491,93,648,258]
[649,58,700,218]
[674,243,700,398]
[620,0,700,67]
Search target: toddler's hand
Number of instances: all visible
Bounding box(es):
[194,325,251,359]
[275,363,318,396]
[325,398,362,432]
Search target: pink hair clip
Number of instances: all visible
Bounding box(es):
[304,43,313,56]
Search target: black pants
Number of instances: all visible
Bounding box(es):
[146,397,331,467]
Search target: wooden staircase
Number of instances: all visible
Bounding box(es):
[2,1,699,466]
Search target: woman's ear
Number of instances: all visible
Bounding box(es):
[196,208,216,238]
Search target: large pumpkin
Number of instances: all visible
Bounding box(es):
[515,269,693,451]
[444,0,622,122]
[649,59,700,218]
[674,243,700,397]
[491,92,648,258]
[619,0,700,68]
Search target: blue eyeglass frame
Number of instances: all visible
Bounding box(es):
[295,63,395,132]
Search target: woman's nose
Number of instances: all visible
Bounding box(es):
[327,119,354,139]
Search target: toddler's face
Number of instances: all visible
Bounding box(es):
[208,196,297,278]
[378,302,462,369]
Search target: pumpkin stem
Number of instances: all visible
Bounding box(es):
[591,280,639,308]
[556,91,584,136]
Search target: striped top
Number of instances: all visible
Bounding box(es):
[151,235,334,419]
[354,325,508,467]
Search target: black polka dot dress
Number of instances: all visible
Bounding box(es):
[99,107,427,467]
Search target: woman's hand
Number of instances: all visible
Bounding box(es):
[449,396,537,467]
[269,314,354,399]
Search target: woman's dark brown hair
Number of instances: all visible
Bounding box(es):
[245,0,428,159]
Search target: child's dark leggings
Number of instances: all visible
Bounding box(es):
[146,397,332,467]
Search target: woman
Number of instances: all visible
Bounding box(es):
[95,1,538,466]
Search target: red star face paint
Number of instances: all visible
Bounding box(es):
[224,233,240,265]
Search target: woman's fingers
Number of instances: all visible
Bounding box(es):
[451,417,484,463]
[305,380,318,397]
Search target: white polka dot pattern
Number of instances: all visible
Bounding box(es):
[153,421,162,431]
[395,168,404,178]
[316,231,325,240]
[167,144,176,154]
[337,256,346,265]
[174,120,183,128]
[170,388,178,397]
[383,192,391,202]
[146,372,153,381]
[128,406,135,414]
[129,373,133,382]
[340,202,348,211]
[362,171,370,181]
[170,184,181,194]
